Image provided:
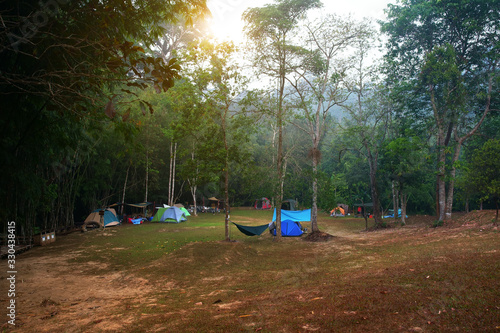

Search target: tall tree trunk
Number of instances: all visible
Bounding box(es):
[437,148,447,221]
[188,149,198,216]
[495,199,498,225]
[224,165,230,241]
[309,93,323,233]
[275,75,286,240]
[168,141,173,205]
[144,151,149,203]
[430,87,447,222]
[168,142,177,206]
[190,185,198,216]
[366,147,382,226]
[436,176,440,219]
[444,142,463,220]
[221,108,231,242]
[400,192,407,225]
[392,180,398,222]
[310,146,319,233]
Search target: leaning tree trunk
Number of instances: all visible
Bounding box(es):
[121,163,130,215]
[190,184,198,216]
[171,143,177,206]
[444,87,491,220]
[168,142,173,205]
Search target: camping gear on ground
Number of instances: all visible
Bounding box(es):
[232,222,269,236]
[83,208,120,228]
[383,209,407,218]
[128,218,144,224]
[254,197,271,210]
[269,220,305,237]
[152,206,187,223]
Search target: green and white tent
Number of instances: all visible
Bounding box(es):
[152,206,187,223]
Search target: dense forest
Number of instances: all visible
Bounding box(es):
[1,0,498,239]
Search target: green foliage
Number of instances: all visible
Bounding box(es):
[381,0,499,219]
[467,139,500,205]
[243,0,322,41]
[0,0,208,231]
[432,220,444,228]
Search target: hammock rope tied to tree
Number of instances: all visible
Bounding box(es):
[231,222,269,236]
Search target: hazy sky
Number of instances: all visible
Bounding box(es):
[207,0,395,43]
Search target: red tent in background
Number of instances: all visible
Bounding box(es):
[254,197,271,210]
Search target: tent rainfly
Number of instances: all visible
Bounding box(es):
[272,208,311,223]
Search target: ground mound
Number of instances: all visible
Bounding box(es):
[303,231,335,242]
[454,210,498,227]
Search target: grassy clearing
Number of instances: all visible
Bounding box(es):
[6,209,500,332]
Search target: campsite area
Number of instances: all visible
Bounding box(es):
[2,209,499,332]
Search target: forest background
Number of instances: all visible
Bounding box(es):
[1,0,498,238]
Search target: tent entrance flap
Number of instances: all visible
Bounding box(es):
[232,222,268,236]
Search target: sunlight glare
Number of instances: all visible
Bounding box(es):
[207,0,247,44]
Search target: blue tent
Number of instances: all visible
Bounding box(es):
[269,220,304,237]
[152,206,186,223]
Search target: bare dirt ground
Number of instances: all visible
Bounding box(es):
[1,223,194,333]
[1,210,498,332]
[1,243,161,332]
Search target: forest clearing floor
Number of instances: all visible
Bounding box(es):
[1,210,499,332]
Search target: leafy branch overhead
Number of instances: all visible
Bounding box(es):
[0,0,208,115]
